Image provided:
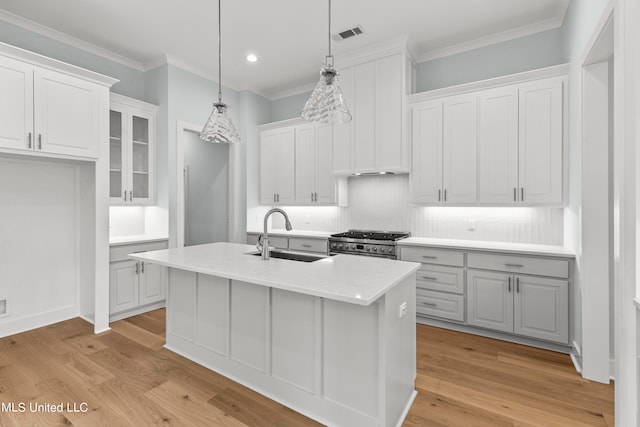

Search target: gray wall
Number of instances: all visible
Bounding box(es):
[415,28,566,92]
[0,21,147,100]
[271,91,312,122]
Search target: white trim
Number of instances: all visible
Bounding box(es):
[408,63,569,104]
[268,82,316,100]
[634,297,640,310]
[579,2,616,65]
[0,9,144,71]
[257,117,307,132]
[0,306,77,338]
[109,301,165,322]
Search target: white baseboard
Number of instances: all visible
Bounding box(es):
[0,305,77,338]
[109,301,165,322]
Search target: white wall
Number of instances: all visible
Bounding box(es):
[264,175,564,245]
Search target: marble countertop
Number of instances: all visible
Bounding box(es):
[110,235,169,246]
[246,229,334,239]
[398,237,574,258]
[130,242,420,306]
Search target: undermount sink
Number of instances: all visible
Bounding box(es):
[247,250,328,263]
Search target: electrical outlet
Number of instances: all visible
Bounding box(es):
[398,302,407,319]
[468,219,476,231]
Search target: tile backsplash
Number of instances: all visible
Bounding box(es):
[261,174,563,245]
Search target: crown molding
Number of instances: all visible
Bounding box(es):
[416,1,569,63]
[0,9,145,71]
[268,82,316,100]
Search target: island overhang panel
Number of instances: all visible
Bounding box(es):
[130,242,420,427]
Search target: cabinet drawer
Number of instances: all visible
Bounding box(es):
[467,252,569,278]
[416,289,465,322]
[401,246,464,267]
[267,236,288,250]
[416,265,464,294]
[110,240,168,262]
[288,237,327,254]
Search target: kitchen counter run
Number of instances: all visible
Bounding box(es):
[129,242,420,306]
[398,237,575,258]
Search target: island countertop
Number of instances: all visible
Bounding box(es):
[129,242,420,306]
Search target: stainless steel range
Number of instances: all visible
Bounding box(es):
[329,230,410,259]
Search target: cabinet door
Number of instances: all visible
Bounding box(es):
[315,123,336,204]
[0,57,33,151]
[518,78,563,204]
[411,101,443,203]
[331,66,353,175]
[375,53,404,171]
[139,262,167,306]
[294,123,315,204]
[109,260,139,314]
[467,270,513,333]
[129,108,155,204]
[260,131,279,204]
[33,67,100,158]
[478,86,519,203]
[514,275,568,343]
[109,108,127,204]
[275,128,296,204]
[442,94,477,203]
[352,61,376,172]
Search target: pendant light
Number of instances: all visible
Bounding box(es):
[301,0,352,124]
[200,0,240,143]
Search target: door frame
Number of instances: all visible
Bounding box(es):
[175,121,233,248]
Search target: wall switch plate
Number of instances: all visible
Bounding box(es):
[468,219,476,231]
[398,302,407,318]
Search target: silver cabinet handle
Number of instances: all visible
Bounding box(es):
[38,134,42,150]
[513,188,517,202]
[444,189,447,202]
[508,276,511,292]
[314,192,318,202]
[135,261,140,275]
[422,301,438,307]
[422,255,437,259]
[276,193,280,203]
[521,187,524,201]
[27,132,32,149]
[516,277,520,293]
[141,261,145,273]
[422,276,438,281]
[124,190,127,201]
[302,244,312,248]
[505,263,524,268]
[129,190,133,201]
[438,189,441,202]
[273,194,276,203]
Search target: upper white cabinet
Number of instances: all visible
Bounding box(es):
[411,68,566,206]
[260,119,345,206]
[260,125,296,205]
[110,94,158,205]
[0,55,107,159]
[332,47,414,175]
[411,93,477,204]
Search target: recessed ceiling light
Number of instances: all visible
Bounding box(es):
[246,53,258,63]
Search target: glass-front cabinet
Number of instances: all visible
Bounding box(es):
[110,94,158,205]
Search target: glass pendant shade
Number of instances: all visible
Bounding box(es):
[200,0,239,144]
[200,102,240,143]
[301,66,351,124]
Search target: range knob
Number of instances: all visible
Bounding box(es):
[365,246,371,251]
[350,245,356,250]
[330,243,336,249]
[372,247,378,252]
[338,244,344,249]
[388,248,394,254]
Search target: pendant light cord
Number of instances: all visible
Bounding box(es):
[218,0,222,104]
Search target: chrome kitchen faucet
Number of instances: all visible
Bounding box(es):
[257,208,292,260]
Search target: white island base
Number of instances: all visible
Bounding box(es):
[165,268,416,427]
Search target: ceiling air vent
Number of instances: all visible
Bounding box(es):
[335,25,365,41]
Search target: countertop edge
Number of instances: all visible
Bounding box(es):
[110,236,170,246]
[397,238,575,259]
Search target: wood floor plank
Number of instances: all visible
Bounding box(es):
[0,312,614,426]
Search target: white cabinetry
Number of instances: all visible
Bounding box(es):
[109,240,168,320]
[411,94,477,204]
[110,94,158,205]
[260,126,295,205]
[0,55,103,159]
[332,49,414,174]
[260,120,344,206]
[467,252,569,344]
[410,67,566,206]
[478,78,564,204]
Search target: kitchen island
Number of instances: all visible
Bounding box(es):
[130,242,420,427]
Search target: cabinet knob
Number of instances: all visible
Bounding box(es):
[38,134,42,150]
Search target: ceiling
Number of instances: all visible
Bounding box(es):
[0,0,570,98]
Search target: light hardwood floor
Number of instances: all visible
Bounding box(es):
[0,309,613,426]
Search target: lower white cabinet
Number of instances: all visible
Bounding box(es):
[246,233,328,254]
[467,256,569,344]
[109,240,168,319]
